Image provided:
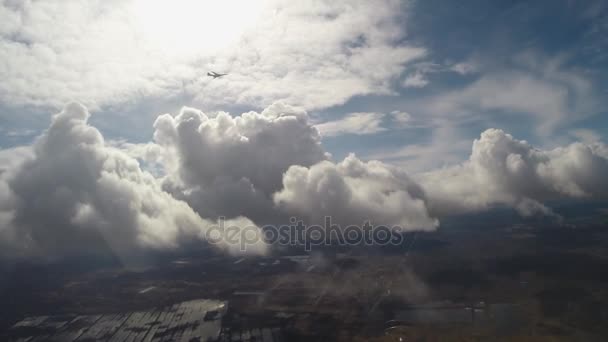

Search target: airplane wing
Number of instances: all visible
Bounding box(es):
[207,71,227,78]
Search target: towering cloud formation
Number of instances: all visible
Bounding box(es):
[152,102,326,223]
[421,129,608,217]
[274,154,438,230]
[0,104,267,261]
[150,103,439,231]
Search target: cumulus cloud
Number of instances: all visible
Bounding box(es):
[421,128,608,217]
[151,103,441,230]
[0,103,267,261]
[0,0,424,110]
[315,112,386,137]
[149,103,440,230]
[0,146,32,175]
[152,102,326,223]
[274,154,438,230]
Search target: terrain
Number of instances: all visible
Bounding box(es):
[1,206,608,341]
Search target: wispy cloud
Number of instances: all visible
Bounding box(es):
[315,112,386,137]
[402,72,429,88]
[0,0,424,111]
[417,53,599,136]
[449,62,477,75]
[389,111,412,127]
[366,124,471,173]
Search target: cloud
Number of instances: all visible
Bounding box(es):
[152,101,326,223]
[402,72,429,88]
[389,111,411,127]
[315,112,386,137]
[0,0,424,111]
[423,54,598,135]
[274,154,438,230]
[569,128,602,145]
[449,62,477,75]
[2,102,440,262]
[0,146,32,175]
[150,103,439,230]
[421,128,608,217]
[367,124,471,173]
[399,60,476,89]
[0,103,267,261]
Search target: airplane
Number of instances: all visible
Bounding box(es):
[207,71,227,79]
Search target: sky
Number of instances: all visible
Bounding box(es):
[1,0,608,261]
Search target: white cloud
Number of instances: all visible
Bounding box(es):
[315,112,386,137]
[449,62,477,75]
[399,60,476,89]
[402,72,429,88]
[0,0,424,111]
[421,128,608,217]
[274,154,438,230]
[390,110,411,127]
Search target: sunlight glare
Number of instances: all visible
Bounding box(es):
[131,0,268,58]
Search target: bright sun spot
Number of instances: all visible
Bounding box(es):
[131,0,268,58]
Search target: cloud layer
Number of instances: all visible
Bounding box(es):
[1,103,608,261]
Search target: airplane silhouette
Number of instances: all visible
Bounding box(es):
[207,71,227,79]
